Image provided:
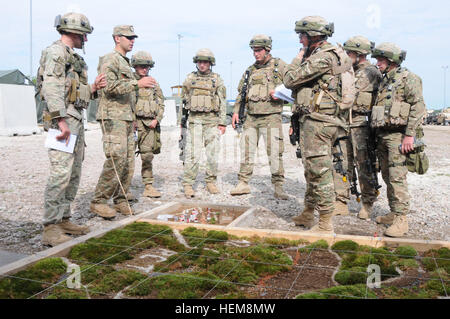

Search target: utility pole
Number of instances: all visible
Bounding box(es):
[443,66,448,110]
[29,0,33,79]
[177,34,183,87]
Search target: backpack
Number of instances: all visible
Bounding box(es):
[320,44,356,111]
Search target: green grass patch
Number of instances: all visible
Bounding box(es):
[394,246,417,259]
[335,267,368,285]
[127,272,235,298]
[46,287,88,299]
[395,259,419,271]
[421,247,450,274]
[154,244,292,286]
[0,258,67,299]
[89,269,147,296]
[296,284,376,299]
[68,223,183,265]
[331,240,359,252]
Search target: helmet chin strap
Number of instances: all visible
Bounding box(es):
[80,34,86,54]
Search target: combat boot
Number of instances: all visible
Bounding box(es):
[357,203,373,221]
[385,215,409,237]
[42,224,72,247]
[126,192,137,202]
[59,219,89,235]
[307,213,334,233]
[376,212,396,225]
[332,201,350,216]
[90,203,116,220]
[114,202,133,216]
[184,185,195,198]
[143,184,161,198]
[274,184,289,200]
[230,181,251,196]
[206,182,220,194]
[292,207,315,228]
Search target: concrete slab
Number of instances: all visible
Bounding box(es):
[0,250,28,267]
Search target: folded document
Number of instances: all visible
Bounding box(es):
[45,129,77,154]
[274,85,295,103]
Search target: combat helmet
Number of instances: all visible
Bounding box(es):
[249,34,272,51]
[295,16,334,37]
[55,12,93,35]
[193,48,215,66]
[131,51,155,68]
[372,42,407,65]
[344,36,375,55]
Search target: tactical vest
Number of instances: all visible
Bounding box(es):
[294,44,355,117]
[371,67,411,128]
[184,72,220,112]
[353,63,380,114]
[37,41,90,122]
[246,58,283,115]
[135,81,161,119]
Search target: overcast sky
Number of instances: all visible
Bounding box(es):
[1,0,449,109]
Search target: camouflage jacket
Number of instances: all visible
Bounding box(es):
[352,61,382,126]
[282,42,352,126]
[373,67,426,137]
[134,73,165,124]
[182,71,227,126]
[234,56,286,115]
[39,40,93,122]
[96,50,138,122]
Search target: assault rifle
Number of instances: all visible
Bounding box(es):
[366,120,382,195]
[333,136,361,201]
[235,70,250,134]
[289,111,302,158]
[179,104,189,164]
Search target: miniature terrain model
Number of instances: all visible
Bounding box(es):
[0,216,448,299]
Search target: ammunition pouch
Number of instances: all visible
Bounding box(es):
[353,91,373,113]
[136,88,159,118]
[371,101,410,128]
[405,126,428,175]
[186,76,219,112]
[406,151,429,175]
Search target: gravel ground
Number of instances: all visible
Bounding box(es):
[0,123,448,255]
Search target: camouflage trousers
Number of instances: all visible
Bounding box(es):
[333,124,379,205]
[92,119,135,205]
[377,130,410,215]
[183,113,221,185]
[137,118,157,185]
[238,113,285,185]
[43,116,84,225]
[301,118,347,215]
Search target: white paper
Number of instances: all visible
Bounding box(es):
[45,129,77,154]
[274,84,295,103]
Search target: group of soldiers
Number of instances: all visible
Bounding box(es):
[38,12,426,247]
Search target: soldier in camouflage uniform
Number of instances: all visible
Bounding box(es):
[90,25,156,218]
[131,51,165,198]
[283,16,356,233]
[181,49,227,198]
[39,12,107,246]
[371,43,426,237]
[230,35,289,200]
[332,36,383,218]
